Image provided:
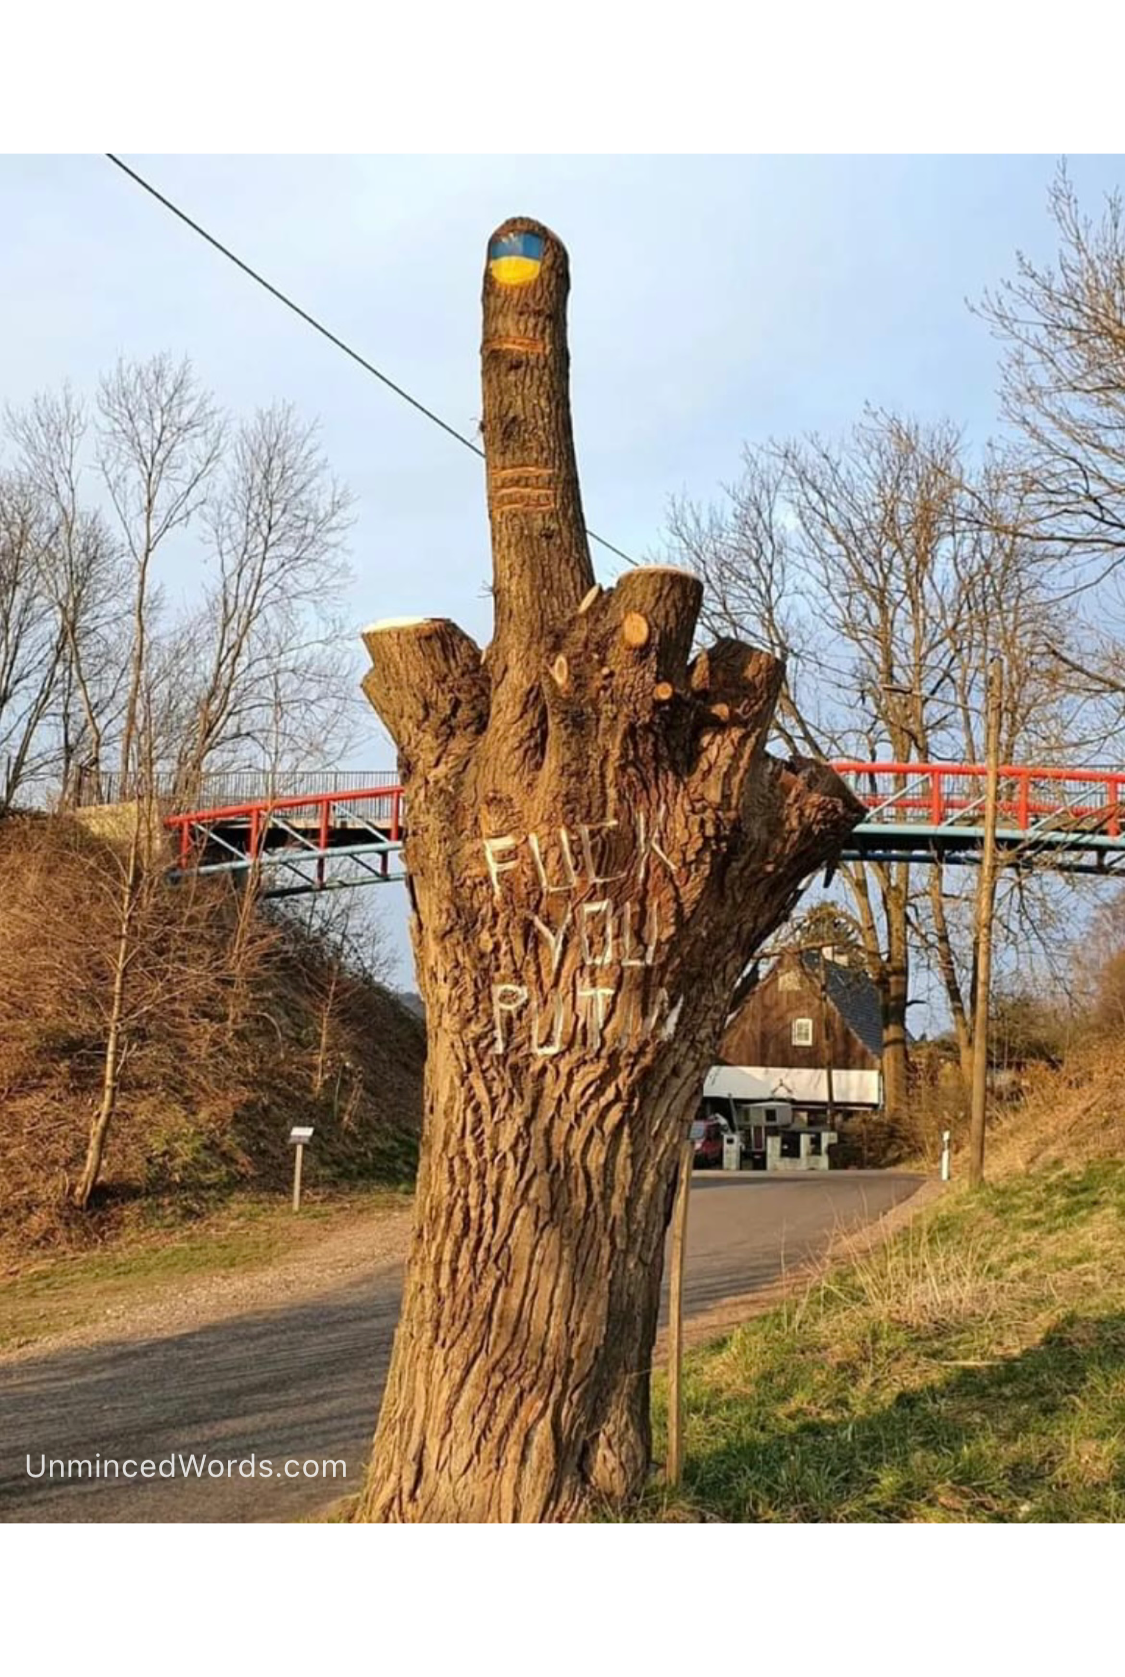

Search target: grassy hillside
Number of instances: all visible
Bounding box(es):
[0,812,424,1253]
[641,1068,1125,1521]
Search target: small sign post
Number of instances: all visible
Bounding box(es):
[289,1126,314,1211]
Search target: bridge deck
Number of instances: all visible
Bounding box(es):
[163,761,1125,895]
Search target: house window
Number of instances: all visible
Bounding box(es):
[778,970,800,992]
[792,1017,813,1046]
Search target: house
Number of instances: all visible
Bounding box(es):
[718,948,884,1115]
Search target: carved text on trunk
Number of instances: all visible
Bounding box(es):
[484,817,680,1057]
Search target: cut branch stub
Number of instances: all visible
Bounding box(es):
[622,612,651,649]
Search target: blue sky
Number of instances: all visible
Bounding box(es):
[7,155,1124,642]
[4,153,1124,982]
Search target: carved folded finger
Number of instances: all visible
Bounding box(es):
[712,756,867,979]
[610,567,702,684]
[751,755,866,873]
[687,653,785,810]
[764,759,867,884]
[362,617,488,760]
[781,755,866,814]
[688,638,783,717]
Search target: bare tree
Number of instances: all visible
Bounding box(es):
[668,411,1072,1109]
[172,403,354,799]
[6,387,126,803]
[0,472,65,811]
[978,164,1125,745]
[979,164,1125,573]
[72,358,221,1207]
[5,360,359,807]
[0,806,271,1212]
[277,889,393,1098]
[96,355,223,799]
[1,354,361,1210]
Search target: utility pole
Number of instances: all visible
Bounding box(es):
[968,658,1003,1189]
[818,947,837,1129]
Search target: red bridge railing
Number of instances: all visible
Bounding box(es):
[165,783,405,869]
[164,761,1125,875]
[833,762,1125,838]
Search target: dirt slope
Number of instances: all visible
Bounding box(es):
[0,812,424,1251]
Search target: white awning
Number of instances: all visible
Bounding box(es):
[706,1065,882,1108]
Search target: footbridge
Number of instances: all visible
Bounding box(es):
[163,762,1125,898]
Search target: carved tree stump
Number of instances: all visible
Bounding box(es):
[357,218,862,1522]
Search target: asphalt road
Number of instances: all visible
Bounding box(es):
[0,1170,920,1523]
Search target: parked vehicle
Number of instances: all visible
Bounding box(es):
[701,1094,794,1169]
[690,1114,729,1168]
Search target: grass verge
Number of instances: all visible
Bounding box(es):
[643,1161,1125,1522]
[0,1183,411,1355]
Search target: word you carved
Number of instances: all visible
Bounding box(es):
[481,813,685,1057]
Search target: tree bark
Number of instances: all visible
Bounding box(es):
[356,218,863,1522]
[881,866,910,1123]
[73,816,142,1209]
[928,867,974,1089]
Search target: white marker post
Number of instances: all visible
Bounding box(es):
[940,1129,952,1183]
[289,1126,314,1211]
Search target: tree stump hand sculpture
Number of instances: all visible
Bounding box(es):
[358,218,863,1522]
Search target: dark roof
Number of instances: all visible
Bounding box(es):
[797,951,884,1058]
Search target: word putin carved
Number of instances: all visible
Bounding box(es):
[482,816,682,1056]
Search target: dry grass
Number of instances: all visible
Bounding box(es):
[637,1159,1125,1522]
[792,1217,1016,1336]
[0,812,424,1253]
[0,1182,411,1352]
[988,1048,1125,1174]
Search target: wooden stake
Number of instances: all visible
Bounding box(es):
[968,658,1003,1190]
[666,1136,694,1488]
[292,1142,305,1212]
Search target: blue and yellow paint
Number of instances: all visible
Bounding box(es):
[488,230,544,286]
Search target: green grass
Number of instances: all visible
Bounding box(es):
[644,1162,1125,1522]
[0,1183,412,1354]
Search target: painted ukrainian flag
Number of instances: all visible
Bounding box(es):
[488,230,544,286]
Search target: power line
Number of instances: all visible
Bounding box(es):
[104,153,637,569]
